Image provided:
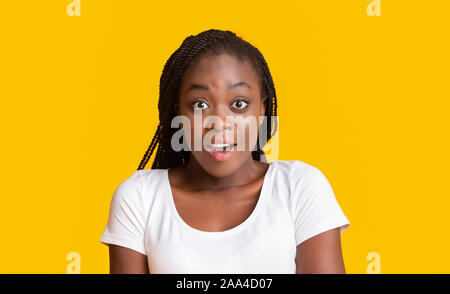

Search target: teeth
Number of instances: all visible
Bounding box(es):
[211,143,233,148]
[208,143,235,151]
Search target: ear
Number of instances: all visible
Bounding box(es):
[258,97,267,128]
[260,97,267,116]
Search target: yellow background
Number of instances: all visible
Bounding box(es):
[1,0,449,273]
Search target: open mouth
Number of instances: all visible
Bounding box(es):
[206,143,237,161]
[207,143,237,152]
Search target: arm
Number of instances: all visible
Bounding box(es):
[109,244,149,274]
[295,227,346,274]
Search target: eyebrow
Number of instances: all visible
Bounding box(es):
[186,81,252,93]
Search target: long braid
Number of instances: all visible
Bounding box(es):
[137,29,278,170]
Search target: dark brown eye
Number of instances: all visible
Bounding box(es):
[192,101,209,110]
[231,99,249,110]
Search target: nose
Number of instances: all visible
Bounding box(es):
[205,104,235,145]
[208,104,233,131]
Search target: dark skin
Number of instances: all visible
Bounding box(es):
[108,53,346,274]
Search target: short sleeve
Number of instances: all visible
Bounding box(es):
[99,171,147,255]
[291,164,350,246]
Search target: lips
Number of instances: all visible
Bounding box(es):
[206,143,236,161]
[206,143,236,152]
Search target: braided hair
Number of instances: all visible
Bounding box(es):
[137,29,278,170]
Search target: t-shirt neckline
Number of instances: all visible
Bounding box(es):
[164,161,275,237]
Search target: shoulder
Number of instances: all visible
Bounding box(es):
[270,159,334,199]
[270,159,321,180]
[134,168,167,182]
[134,168,168,191]
[112,168,168,202]
[275,161,350,246]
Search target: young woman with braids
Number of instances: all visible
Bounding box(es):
[100,29,350,274]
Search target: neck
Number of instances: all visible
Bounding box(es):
[180,155,266,191]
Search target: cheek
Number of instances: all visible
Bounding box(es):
[181,117,214,151]
[178,110,206,148]
[234,116,260,151]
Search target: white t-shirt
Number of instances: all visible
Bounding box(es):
[99,160,350,274]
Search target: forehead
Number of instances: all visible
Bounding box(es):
[179,54,260,93]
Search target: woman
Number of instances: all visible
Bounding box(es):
[100,29,350,274]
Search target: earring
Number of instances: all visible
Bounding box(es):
[179,122,183,128]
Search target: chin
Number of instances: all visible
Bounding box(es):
[196,153,242,178]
